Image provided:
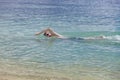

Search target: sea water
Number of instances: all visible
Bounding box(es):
[0,0,120,80]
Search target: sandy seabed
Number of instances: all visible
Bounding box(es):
[0,60,120,80]
[0,60,72,80]
[0,73,70,80]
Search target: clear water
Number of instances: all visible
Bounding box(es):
[0,0,120,80]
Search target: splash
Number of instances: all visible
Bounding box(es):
[105,35,120,41]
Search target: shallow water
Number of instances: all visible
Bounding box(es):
[0,0,120,80]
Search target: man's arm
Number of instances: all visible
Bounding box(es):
[35,28,52,35]
[46,28,65,38]
[45,28,58,36]
[35,30,45,35]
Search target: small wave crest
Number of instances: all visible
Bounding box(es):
[104,35,120,41]
[84,35,120,43]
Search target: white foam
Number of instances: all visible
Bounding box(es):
[105,35,120,41]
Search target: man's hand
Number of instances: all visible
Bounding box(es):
[35,32,40,35]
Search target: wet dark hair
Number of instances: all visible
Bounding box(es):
[44,33,47,36]
[44,32,51,37]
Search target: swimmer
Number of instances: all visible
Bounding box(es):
[35,28,66,38]
[35,28,106,40]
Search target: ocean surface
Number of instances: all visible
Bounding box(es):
[0,0,120,80]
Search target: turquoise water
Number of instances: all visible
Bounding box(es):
[0,0,120,80]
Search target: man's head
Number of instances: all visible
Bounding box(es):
[44,32,52,37]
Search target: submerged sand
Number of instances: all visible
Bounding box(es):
[0,60,71,80]
[0,67,71,80]
[0,73,70,80]
[0,60,120,80]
